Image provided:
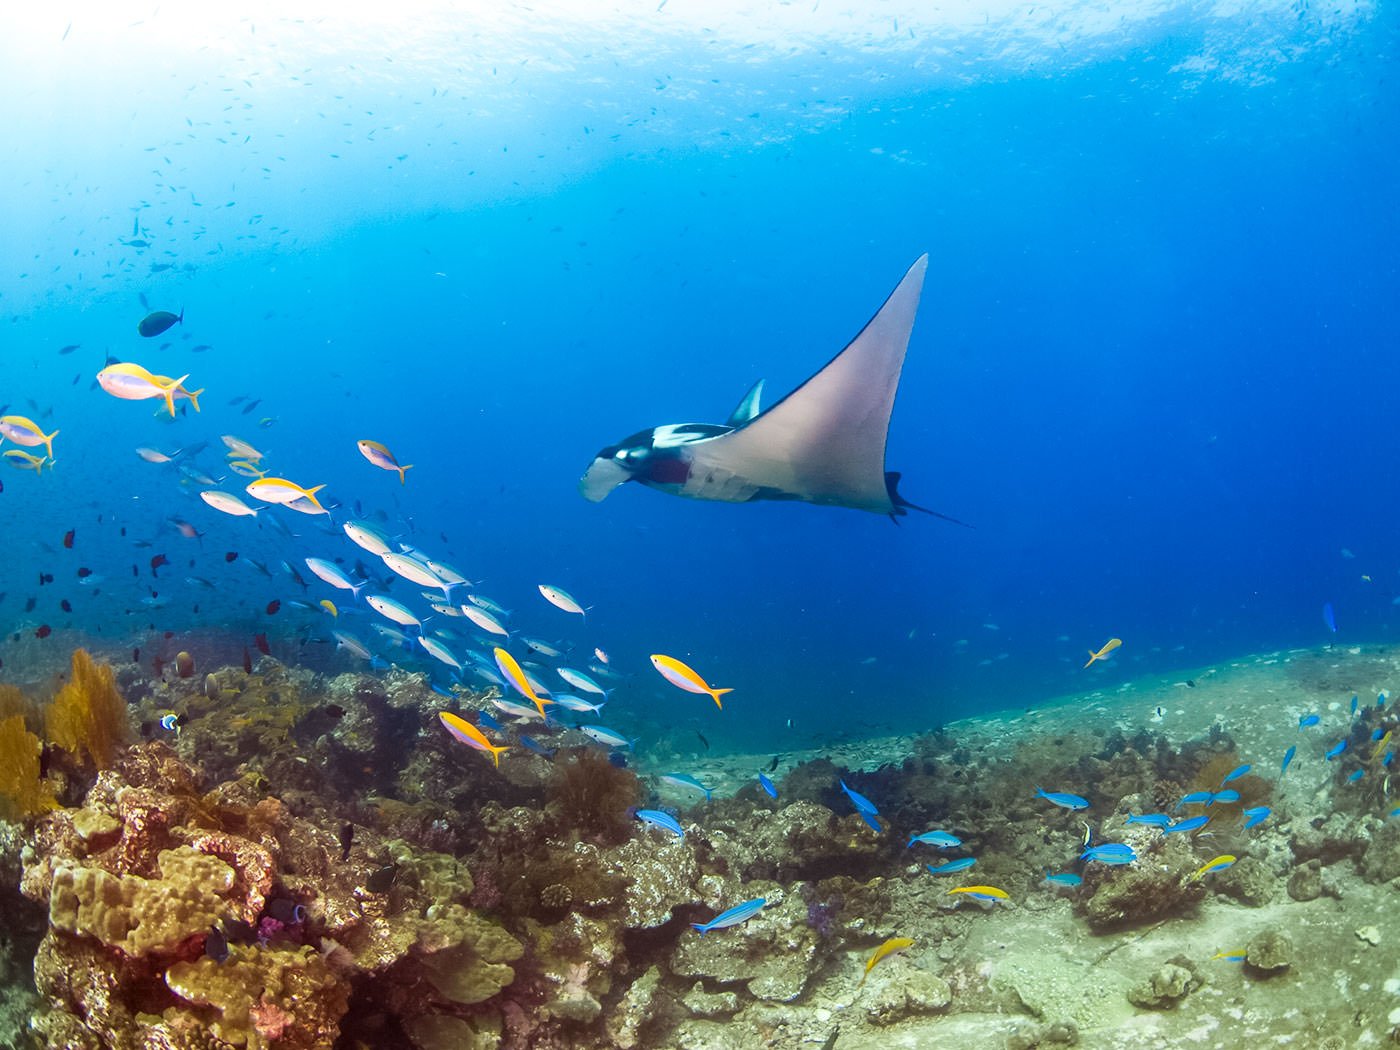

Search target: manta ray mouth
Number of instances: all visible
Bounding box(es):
[578,456,634,502]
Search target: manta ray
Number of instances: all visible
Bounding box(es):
[579,254,966,523]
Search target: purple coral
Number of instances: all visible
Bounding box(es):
[804,892,842,938]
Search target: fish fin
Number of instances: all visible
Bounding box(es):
[885,471,970,525]
[1083,652,1097,668]
[712,686,733,709]
[186,388,203,413]
[306,484,326,496]
[178,308,184,324]
[398,464,413,484]
[725,379,765,426]
[581,256,932,513]
[42,429,59,459]
[682,256,928,513]
[160,374,191,417]
[689,924,707,935]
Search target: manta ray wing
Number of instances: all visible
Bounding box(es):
[682,254,928,514]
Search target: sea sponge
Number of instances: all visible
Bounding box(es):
[48,845,236,957]
[46,648,131,770]
[0,713,57,820]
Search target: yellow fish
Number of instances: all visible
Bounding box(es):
[319,599,338,617]
[493,647,554,717]
[439,711,509,768]
[1084,637,1122,668]
[947,885,1009,901]
[357,439,413,484]
[1189,854,1236,881]
[1373,730,1392,761]
[857,937,914,989]
[650,654,733,709]
[96,362,201,416]
[0,415,59,460]
[227,459,267,479]
[3,449,52,472]
[245,477,327,508]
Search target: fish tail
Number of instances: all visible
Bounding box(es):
[689,924,707,935]
[491,745,509,768]
[306,484,326,496]
[42,429,59,459]
[398,464,413,484]
[185,388,204,413]
[712,686,733,709]
[161,374,190,417]
[178,307,184,324]
[1083,652,1097,668]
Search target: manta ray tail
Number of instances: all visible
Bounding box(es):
[885,472,973,528]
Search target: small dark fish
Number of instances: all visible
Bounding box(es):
[254,633,270,655]
[60,599,71,613]
[35,624,51,639]
[265,599,281,615]
[63,529,75,549]
[191,344,213,352]
[766,755,780,772]
[339,823,354,862]
[137,309,183,337]
[696,730,709,751]
[241,398,261,415]
[77,567,92,578]
[365,864,397,893]
[222,918,256,945]
[59,344,79,355]
[324,704,345,719]
[225,551,239,563]
[264,898,305,925]
[242,648,253,673]
[150,553,169,577]
[204,925,229,963]
[228,395,247,405]
[1185,679,1196,688]
[133,647,141,662]
[24,597,36,612]
[820,1026,840,1050]
[38,573,53,586]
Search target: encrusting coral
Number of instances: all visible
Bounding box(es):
[45,648,130,770]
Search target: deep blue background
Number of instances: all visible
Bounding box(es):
[2,12,1398,754]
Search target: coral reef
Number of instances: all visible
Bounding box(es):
[1127,955,1203,1008]
[3,645,1398,1049]
[545,749,640,845]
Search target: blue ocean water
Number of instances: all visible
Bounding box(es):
[1,3,1396,753]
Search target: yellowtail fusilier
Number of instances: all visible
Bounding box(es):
[0,415,59,459]
[650,654,733,709]
[438,712,508,768]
